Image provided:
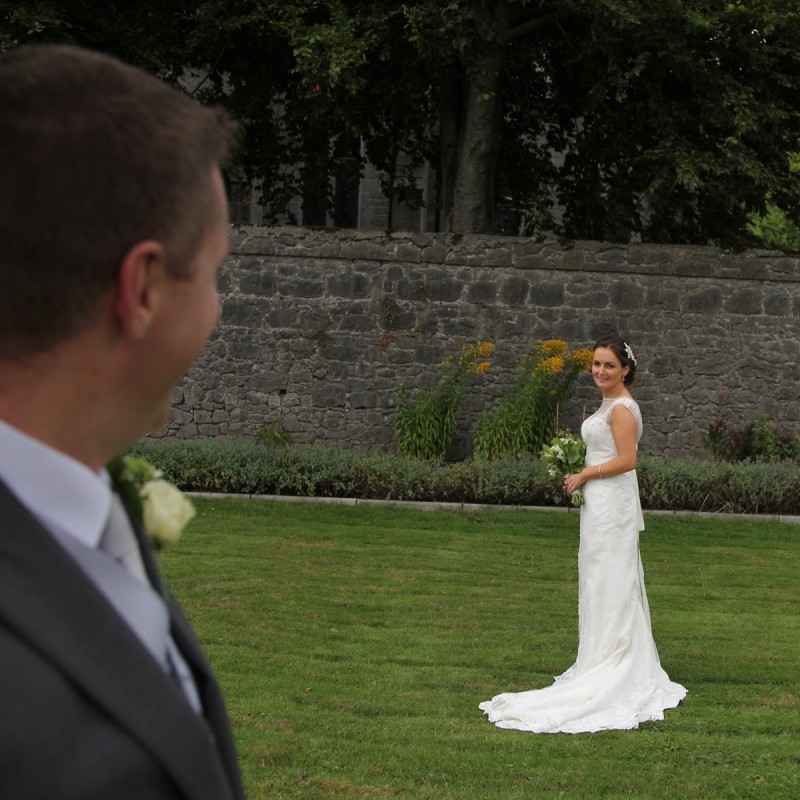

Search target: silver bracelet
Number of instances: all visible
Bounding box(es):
[598,464,602,479]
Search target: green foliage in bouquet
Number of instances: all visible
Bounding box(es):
[474,340,593,460]
[541,432,587,506]
[394,341,494,460]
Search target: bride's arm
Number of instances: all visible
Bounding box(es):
[564,405,638,493]
[606,405,638,473]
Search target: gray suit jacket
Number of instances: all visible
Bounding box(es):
[0,479,246,800]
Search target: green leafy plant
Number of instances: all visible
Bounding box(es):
[310,329,332,350]
[255,420,294,449]
[705,414,754,462]
[747,154,800,253]
[418,278,431,302]
[474,339,593,460]
[704,412,799,463]
[378,294,399,330]
[748,205,800,253]
[393,341,494,460]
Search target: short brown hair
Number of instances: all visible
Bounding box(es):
[0,44,234,355]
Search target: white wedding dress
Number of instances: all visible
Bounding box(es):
[479,397,687,733]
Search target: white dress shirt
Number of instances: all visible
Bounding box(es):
[0,419,111,546]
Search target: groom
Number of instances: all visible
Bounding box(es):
[0,45,245,799]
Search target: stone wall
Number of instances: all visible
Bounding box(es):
[153,227,800,459]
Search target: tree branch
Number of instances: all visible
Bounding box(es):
[499,12,565,44]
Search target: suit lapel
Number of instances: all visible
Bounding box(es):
[0,480,240,800]
[130,510,245,798]
[167,594,246,793]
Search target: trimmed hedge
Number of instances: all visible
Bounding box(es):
[637,457,800,515]
[128,440,800,516]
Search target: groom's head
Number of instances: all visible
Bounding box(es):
[0,44,234,358]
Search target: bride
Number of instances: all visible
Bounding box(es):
[479,334,687,733]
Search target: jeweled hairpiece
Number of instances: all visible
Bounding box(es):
[623,342,637,366]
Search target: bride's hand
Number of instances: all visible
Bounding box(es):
[563,471,586,495]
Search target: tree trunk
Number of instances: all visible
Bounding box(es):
[440,1,556,234]
[449,47,504,234]
[438,66,462,232]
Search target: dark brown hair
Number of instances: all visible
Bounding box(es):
[0,44,235,355]
[594,333,637,386]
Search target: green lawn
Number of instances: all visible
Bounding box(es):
[159,498,800,799]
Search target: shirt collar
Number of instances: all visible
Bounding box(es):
[0,419,111,548]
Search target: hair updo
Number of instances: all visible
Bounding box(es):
[593,333,637,386]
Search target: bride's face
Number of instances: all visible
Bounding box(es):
[592,347,629,394]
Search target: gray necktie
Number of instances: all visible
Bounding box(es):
[99,493,202,713]
[99,493,149,584]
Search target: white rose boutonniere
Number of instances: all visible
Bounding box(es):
[140,479,196,546]
[107,455,196,549]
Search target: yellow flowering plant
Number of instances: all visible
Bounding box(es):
[474,339,593,459]
[395,340,494,460]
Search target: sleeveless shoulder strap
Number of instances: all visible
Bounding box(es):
[603,397,642,440]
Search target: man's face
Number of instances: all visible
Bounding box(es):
[142,166,230,430]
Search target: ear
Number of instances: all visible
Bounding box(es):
[114,240,166,340]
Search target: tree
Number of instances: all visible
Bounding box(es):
[748,154,800,252]
[4,0,800,246]
[400,0,800,243]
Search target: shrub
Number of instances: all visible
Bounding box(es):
[127,440,800,515]
[356,452,455,501]
[704,412,800,463]
[638,456,800,515]
[394,340,494,460]
[748,203,800,253]
[255,420,293,448]
[473,339,593,459]
[445,456,554,506]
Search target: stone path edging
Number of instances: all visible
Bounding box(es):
[187,492,800,525]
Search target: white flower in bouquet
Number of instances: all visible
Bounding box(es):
[541,432,587,507]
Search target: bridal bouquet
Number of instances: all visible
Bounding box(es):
[540,432,587,507]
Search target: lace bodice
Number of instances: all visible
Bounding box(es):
[581,397,642,467]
